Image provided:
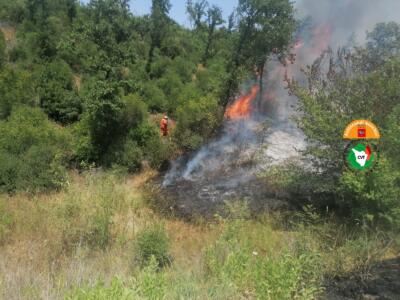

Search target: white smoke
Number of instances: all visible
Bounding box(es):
[296,0,400,47]
[163,0,400,190]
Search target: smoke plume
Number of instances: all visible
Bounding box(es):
[162,0,400,216]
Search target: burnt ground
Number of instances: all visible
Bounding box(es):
[161,176,291,220]
[159,181,400,299]
[158,162,399,300]
[324,257,400,300]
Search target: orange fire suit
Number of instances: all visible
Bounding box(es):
[160,118,168,136]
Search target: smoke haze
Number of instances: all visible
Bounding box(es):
[162,0,400,215]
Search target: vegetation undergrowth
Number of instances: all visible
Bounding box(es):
[0,173,397,300]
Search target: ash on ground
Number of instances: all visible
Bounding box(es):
[161,116,305,218]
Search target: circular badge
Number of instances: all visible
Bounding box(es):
[344,142,379,171]
[343,120,381,172]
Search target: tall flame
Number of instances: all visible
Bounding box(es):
[312,24,332,54]
[225,85,260,119]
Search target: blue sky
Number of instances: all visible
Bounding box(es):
[131,1,236,26]
[81,1,237,27]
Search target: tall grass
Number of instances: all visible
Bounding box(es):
[0,172,397,299]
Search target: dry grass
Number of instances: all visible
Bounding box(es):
[0,170,221,299]
[0,25,16,44]
[0,170,398,299]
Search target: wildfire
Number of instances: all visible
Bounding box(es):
[225,85,260,119]
[312,24,332,54]
[294,39,304,50]
[264,90,276,102]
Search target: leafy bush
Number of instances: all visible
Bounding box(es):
[103,94,149,171]
[66,259,166,300]
[113,140,143,173]
[128,121,173,170]
[76,80,124,163]
[156,70,184,112]
[143,133,172,170]
[37,60,81,124]
[0,106,70,193]
[66,277,137,300]
[136,256,167,299]
[0,67,35,120]
[291,30,400,228]
[141,82,166,113]
[338,157,400,229]
[134,224,171,268]
[0,0,26,23]
[204,216,323,300]
[120,94,148,130]
[174,94,222,151]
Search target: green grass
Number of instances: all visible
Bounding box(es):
[0,172,398,300]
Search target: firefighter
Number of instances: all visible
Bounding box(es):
[160,115,169,136]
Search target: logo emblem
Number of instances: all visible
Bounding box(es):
[345,143,376,171]
[343,120,380,140]
[343,120,380,172]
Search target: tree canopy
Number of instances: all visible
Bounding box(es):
[0,0,296,192]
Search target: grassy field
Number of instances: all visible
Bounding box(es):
[0,171,398,299]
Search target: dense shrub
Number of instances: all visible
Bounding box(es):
[0,0,295,174]
[204,215,323,299]
[75,80,124,163]
[120,94,148,130]
[113,140,143,172]
[174,94,222,151]
[67,260,166,300]
[338,157,400,228]
[0,106,70,193]
[134,224,171,268]
[37,60,81,124]
[290,28,400,228]
[66,278,136,300]
[127,121,173,170]
[141,82,167,113]
[0,67,35,120]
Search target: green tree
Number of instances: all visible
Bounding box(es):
[37,60,81,124]
[0,107,70,193]
[81,80,124,162]
[291,24,400,228]
[174,94,222,150]
[26,0,49,23]
[186,0,207,30]
[223,0,295,106]
[0,0,26,23]
[65,0,77,21]
[364,22,400,70]
[0,67,35,119]
[202,5,224,64]
[147,0,172,74]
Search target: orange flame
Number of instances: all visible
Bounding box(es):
[225,85,260,119]
[294,39,304,50]
[312,24,332,54]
